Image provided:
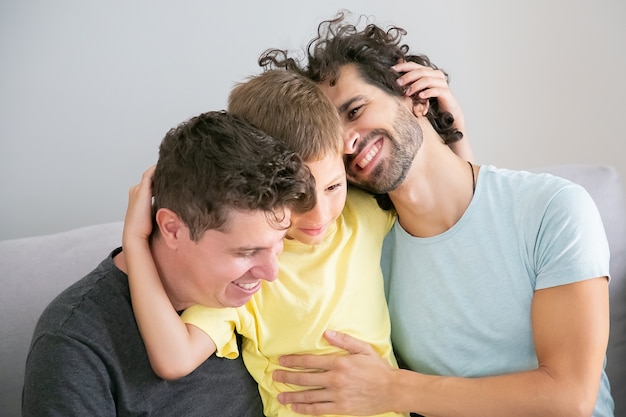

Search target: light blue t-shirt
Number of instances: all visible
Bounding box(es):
[381,165,614,416]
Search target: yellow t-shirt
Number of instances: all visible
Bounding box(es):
[182,188,405,417]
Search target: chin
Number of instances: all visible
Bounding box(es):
[295,233,326,246]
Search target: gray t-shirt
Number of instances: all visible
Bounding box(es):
[23,248,264,417]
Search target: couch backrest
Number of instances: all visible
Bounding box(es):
[0,222,123,417]
[530,164,626,416]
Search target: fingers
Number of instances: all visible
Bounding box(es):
[140,165,156,186]
[280,393,337,415]
[128,165,155,199]
[277,388,339,416]
[138,166,156,200]
[393,62,447,97]
[274,371,343,415]
[134,165,156,197]
[277,331,375,373]
[123,165,156,244]
[289,402,339,416]
[402,75,449,99]
[278,352,335,371]
[392,61,467,136]
[274,333,390,415]
[273,367,330,387]
[277,331,377,374]
[323,330,377,355]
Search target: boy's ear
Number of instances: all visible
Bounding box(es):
[155,208,184,249]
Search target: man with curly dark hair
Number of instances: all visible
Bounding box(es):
[267,12,614,417]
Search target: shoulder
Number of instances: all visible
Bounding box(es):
[33,257,130,343]
[481,165,591,206]
[346,186,378,205]
[345,187,396,230]
[484,165,578,188]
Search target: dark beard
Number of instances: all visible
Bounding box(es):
[346,109,422,194]
[347,135,409,193]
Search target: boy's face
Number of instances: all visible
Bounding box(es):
[287,153,347,245]
[172,209,289,308]
[319,64,421,194]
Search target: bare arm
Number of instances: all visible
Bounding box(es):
[123,166,216,380]
[274,277,609,417]
[394,61,474,162]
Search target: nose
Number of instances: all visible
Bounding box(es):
[250,240,283,283]
[343,125,359,155]
[301,196,330,228]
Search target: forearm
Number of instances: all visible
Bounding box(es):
[392,367,598,417]
[125,240,207,379]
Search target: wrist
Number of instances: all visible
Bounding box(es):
[392,368,430,415]
[122,235,150,252]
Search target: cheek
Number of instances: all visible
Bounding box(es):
[329,190,347,221]
[189,253,248,285]
[331,199,344,220]
[289,212,304,231]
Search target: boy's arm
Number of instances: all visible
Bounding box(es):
[123,166,216,380]
[394,61,474,162]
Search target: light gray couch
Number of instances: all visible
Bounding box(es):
[1,164,625,417]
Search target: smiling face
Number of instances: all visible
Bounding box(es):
[287,153,347,245]
[171,209,289,309]
[319,64,423,194]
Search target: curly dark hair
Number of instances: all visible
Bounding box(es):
[152,110,316,241]
[258,10,463,147]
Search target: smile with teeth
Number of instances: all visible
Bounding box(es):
[357,142,382,169]
[236,281,259,290]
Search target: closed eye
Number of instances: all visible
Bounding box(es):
[326,183,343,192]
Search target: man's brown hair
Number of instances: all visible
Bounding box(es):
[153,110,316,240]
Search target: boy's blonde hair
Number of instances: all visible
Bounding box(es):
[228,69,343,162]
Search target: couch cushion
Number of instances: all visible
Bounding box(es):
[0,222,123,417]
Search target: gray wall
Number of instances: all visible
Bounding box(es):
[1,0,625,240]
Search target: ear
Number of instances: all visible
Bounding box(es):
[400,95,430,118]
[155,208,184,249]
[411,97,430,118]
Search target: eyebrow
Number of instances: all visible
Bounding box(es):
[228,232,289,253]
[228,246,263,253]
[337,95,365,115]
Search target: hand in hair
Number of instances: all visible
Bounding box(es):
[393,61,474,162]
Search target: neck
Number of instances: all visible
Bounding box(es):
[388,122,476,238]
[114,239,187,311]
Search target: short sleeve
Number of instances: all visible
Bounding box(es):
[534,183,610,289]
[346,187,396,235]
[181,306,241,359]
[23,333,116,416]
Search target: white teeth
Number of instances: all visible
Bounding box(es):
[357,142,381,169]
[237,282,258,290]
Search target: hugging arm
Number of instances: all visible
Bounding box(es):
[123,166,217,380]
[274,277,609,416]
